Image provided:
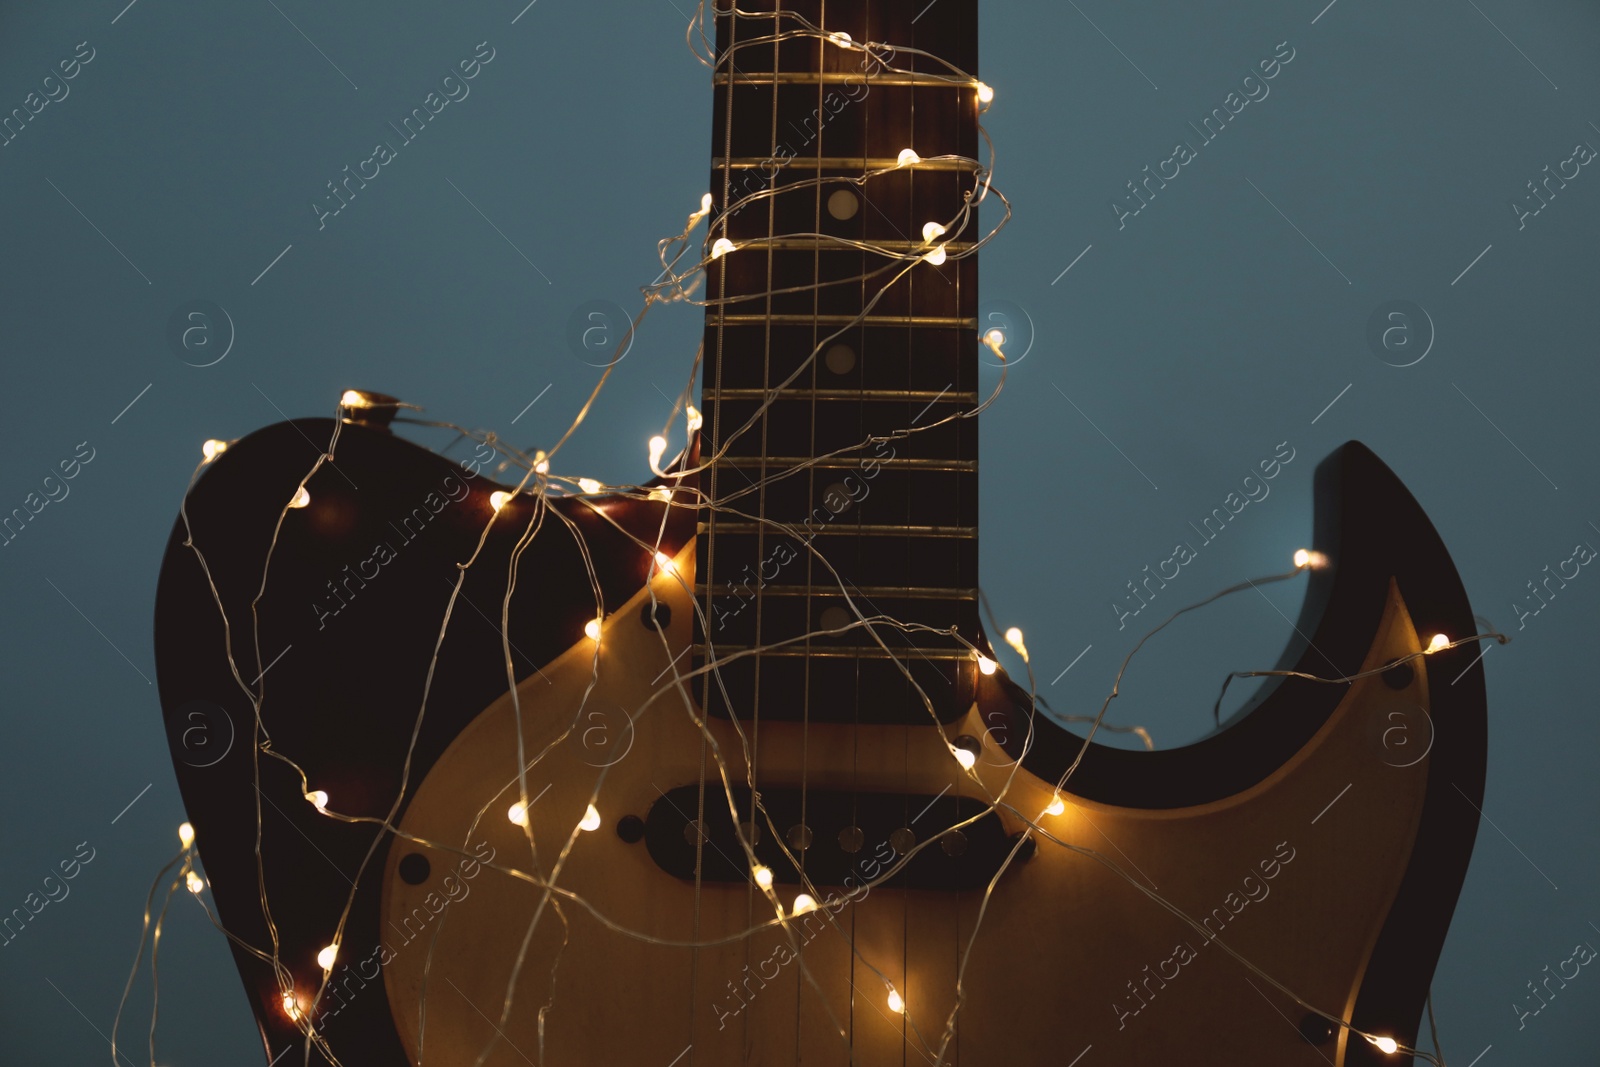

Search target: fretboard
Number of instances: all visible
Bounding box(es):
[696,0,982,726]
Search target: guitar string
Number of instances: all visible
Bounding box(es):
[120,9,1465,1065]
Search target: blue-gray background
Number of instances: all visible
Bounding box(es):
[1,0,1595,1061]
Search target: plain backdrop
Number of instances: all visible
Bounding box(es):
[0,0,1596,1062]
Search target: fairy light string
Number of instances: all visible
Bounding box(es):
[120,6,1451,1065]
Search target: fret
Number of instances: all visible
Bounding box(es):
[703,387,977,403]
[711,84,979,161]
[695,583,978,600]
[715,237,977,255]
[711,456,976,471]
[714,156,981,172]
[696,646,975,662]
[713,72,970,89]
[704,522,975,539]
[712,314,977,328]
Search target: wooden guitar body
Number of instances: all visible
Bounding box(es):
[153,418,1486,1066]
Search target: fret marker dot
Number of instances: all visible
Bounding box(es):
[820,605,851,632]
[827,189,860,220]
[823,482,853,513]
[825,343,856,375]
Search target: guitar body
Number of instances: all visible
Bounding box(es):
[154,420,1485,1066]
[151,3,1487,1064]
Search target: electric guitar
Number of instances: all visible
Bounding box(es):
[153,2,1488,1064]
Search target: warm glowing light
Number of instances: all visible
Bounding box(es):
[288,486,311,509]
[924,244,948,266]
[753,865,774,889]
[579,804,602,832]
[649,487,673,502]
[711,237,736,259]
[700,192,713,213]
[685,404,703,433]
[827,31,853,48]
[490,491,512,512]
[975,81,994,104]
[897,148,921,167]
[1426,633,1449,654]
[953,746,977,770]
[1046,795,1067,817]
[317,944,339,970]
[985,328,1006,348]
[201,439,228,462]
[508,802,530,827]
[887,989,906,1014]
[534,451,550,475]
[791,893,818,915]
[578,478,602,494]
[584,617,603,641]
[921,221,946,244]
[1004,627,1025,651]
[305,790,329,813]
[281,993,303,1021]
[649,436,668,462]
[178,823,195,849]
[976,655,997,676]
[185,870,205,894]
[1367,1035,1399,1055]
[340,390,371,409]
[654,551,678,576]
[1294,548,1329,570]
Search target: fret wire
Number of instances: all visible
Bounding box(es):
[696,584,978,600]
[714,72,967,88]
[704,387,977,402]
[714,156,980,172]
[713,314,977,327]
[704,522,977,538]
[695,645,975,661]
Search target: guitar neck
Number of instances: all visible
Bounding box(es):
[696,0,984,725]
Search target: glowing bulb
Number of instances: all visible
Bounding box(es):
[1294,548,1329,570]
[201,439,228,462]
[534,451,550,475]
[1367,1035,1399,1055]
[578,478,602,494]
[827,31,853,48]
[685,404,703,433]
[1426,633,1449,654]
[281,993,303,1021]
[924,244,948,267]
[985,328,1006,348]
[579,804,602,832]
[654,551,678,576]
[953,746,977,770]
[1004,627,1025,651]
[887,989,905,1014]
[897,148,921,167]
[490,491,512,512]
[753,865,774,889]
[976,655,997,676]
[649,436,668,462]
[288,486,311,509]
[975,81,994,104]
[791,893,818,915]
[317,943,339,970]
[305,790,329,813]
[700,192,713,213]
[921,221,946,244]
[1045,794,1067,817]
[508,801,530,827]
[711,237,735,259]
[584,616,603,641]
[340,390,370,409]
[649,487,672,502]
[178,823,195,849]
[185,870,205,894]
